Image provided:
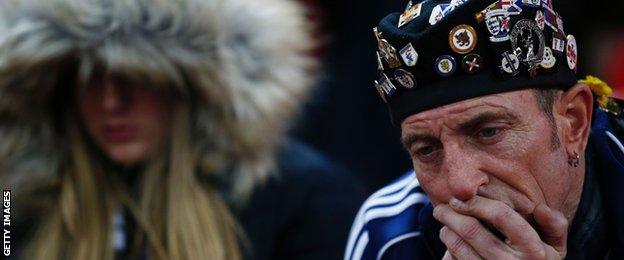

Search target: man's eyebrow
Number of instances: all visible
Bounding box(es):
[457,111,520,133]
[401,133,439,151]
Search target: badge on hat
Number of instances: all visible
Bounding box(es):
[462,53,483,74]
[535,10,545,30]
[556,15,565,34]
[485,10,511,42]
[540,46,556,69]
[552,33,566,54]
[510,19,545,76]
[566,34,578,72]
[374,80,388,103]
[500,51,520,76]
[400,43,419,67]
[394,69,416,89]
[374,27,402,68]
[449,24,478,54]
[429,4,451,25]
[398,1,423,27]
[450,0,469,8]
[542,2,559,32]
[435,55,457,76]
[376,51,384,71]
[375,73,398,102]
[518,0,541,8]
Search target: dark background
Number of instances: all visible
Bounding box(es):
[292,0,624,195]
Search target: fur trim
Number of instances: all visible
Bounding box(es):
[0,0,316,203]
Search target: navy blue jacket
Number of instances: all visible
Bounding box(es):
[345,108,624,260]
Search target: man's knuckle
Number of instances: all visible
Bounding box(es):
[459,219,482,240]
[492,207,514,224]
[446,235,468,256]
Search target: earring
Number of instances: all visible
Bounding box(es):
[567,152,580,168]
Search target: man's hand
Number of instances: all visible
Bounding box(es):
[432,196,569,260]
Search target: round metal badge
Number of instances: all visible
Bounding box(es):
[394,69,416,89]
[462,53,483,74]
[540,46,556,69]
[435,55,457,76]
[500,51,520,75]
[566,34,578,72]
[510,19,545,72]
[449,24,478,54]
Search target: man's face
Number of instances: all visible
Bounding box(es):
[401,89,577,218]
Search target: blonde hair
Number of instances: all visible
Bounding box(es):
[0,0,315,258]
[25,94,242,260]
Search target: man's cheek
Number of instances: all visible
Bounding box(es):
[418,178,450,205]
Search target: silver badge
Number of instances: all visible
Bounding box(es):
[374,80,388,103]
[378,73,397,97]
[376,51,384,71]
[510,19,545,76]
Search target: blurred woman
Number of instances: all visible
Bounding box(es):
[0,0,363,259]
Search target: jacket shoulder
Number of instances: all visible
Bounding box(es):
[240,139,366,260]
[591,107,624,165]
[345,172,431,260]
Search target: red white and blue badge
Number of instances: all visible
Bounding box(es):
[429,4,451,25]
[399,1,423,27]
[500,51,520,76]
[540,46,556,69]
[394,69,416,89]
[485,10,511,42]
[542,0,559,32]
[400,43,419,67]
[504,2,523,15]
[566,34,578,72]
[556,15,565,34]
[435,55,457,76]
[518,0,541,8]
[462,53,483,74]
[535,10,545,30]
[449,24,478,54]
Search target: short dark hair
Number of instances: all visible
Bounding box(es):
[532,88,562,151]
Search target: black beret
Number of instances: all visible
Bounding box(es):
[373,0,578,125]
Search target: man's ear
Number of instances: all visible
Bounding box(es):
[557,83,594,154]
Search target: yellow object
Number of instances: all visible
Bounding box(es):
[579,75,614,108]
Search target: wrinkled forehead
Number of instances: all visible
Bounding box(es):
[400,89,538,130]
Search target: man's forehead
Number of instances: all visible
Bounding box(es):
[401,90,535,129]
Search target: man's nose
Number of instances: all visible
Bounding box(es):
[442,144,488,201]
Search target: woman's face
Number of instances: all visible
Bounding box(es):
[77,75,172,167]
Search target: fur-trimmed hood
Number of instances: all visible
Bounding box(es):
[0,0,316,202]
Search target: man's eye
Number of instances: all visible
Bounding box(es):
[478,128,499,138]
[416,146,435,156]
